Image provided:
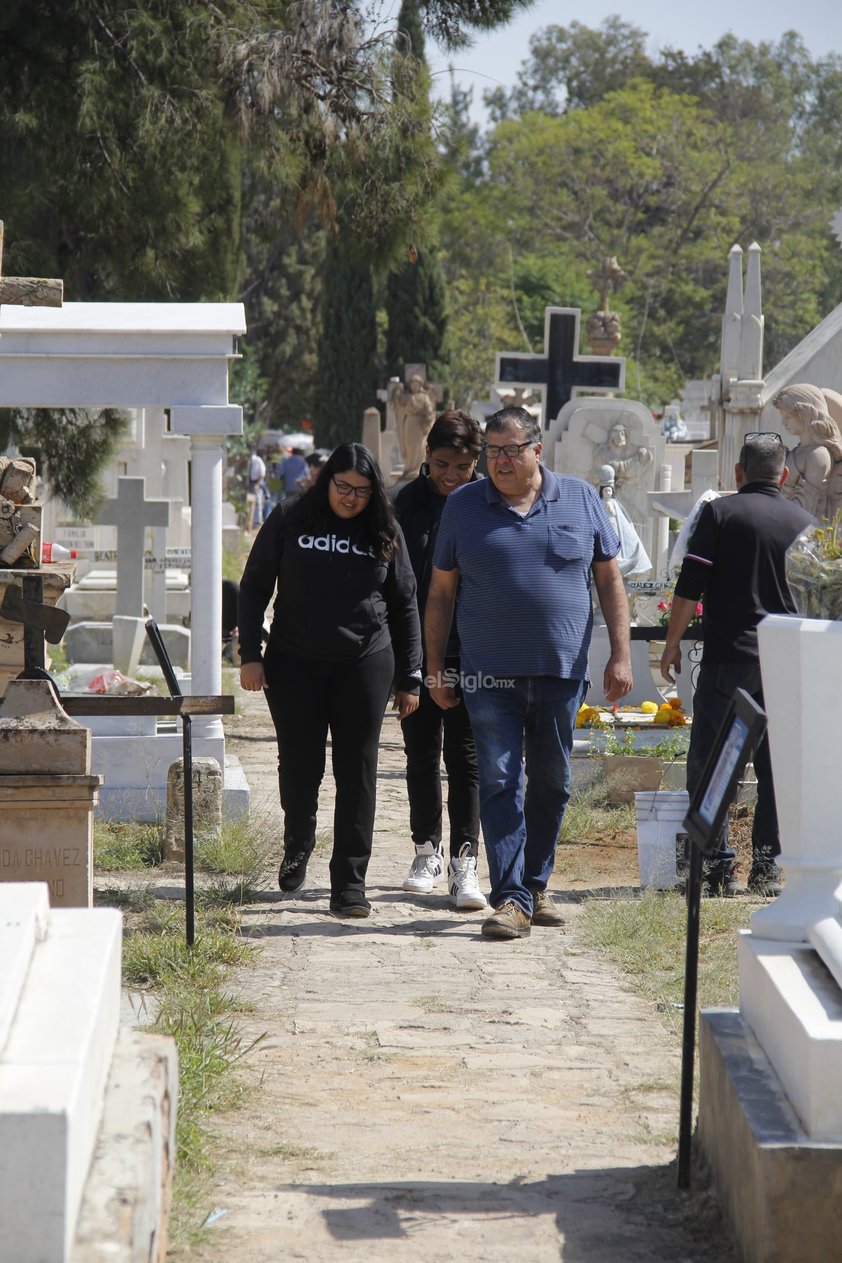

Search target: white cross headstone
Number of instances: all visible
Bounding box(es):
[96,477,170,616]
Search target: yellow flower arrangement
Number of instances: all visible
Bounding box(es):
[654,696,687,726]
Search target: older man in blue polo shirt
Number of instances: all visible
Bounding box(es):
[426,406,632,939]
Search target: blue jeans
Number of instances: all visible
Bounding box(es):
[464,675,586,915]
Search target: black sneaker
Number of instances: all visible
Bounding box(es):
[704,869,744,898]
[747,864,783,898]
[278,849,311,893]
[329,892,371,919]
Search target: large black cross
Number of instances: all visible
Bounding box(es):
[495,307,625,428]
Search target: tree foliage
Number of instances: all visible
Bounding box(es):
[439,23,842,407]
[0,408,128,519]
[315,240,378,449]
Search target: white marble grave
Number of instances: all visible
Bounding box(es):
[0,884,122,1262]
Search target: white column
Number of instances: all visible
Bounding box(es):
[655,463,671,579]
[752,616,842,986]
[189,435,223,704]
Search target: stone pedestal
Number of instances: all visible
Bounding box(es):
[0,680,101,907]
[164,755,223,862]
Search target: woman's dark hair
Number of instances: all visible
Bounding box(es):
[426,409,482,457]
[295,442,397,562]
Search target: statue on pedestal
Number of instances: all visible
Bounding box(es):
[586,256,627,355]
[597,464,651,577]
[0,456,39,567]
[773,384,842,522]
[395,373,436,479]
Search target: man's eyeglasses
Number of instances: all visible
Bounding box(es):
[332,477,373,500]
[743,432,782,443]
[484,440,535,460]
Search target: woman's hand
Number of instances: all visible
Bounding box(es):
[394,690,419,720]
[240,661,266,692]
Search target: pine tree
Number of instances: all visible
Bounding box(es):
[385,252,449,387]
[315,241,379,450]
[384,0,450,389]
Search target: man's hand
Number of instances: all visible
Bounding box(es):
[394,690,419,720]
[428,679,461,711]
[604,653,633,704]
[660,643,682,686]
[240,661,266,691]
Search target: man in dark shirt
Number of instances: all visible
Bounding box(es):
[661,432,815,896]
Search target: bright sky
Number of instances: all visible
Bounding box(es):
[425,0,842,123]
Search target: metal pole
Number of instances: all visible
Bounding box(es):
[677,842,703,1188]
[144,619,195,947]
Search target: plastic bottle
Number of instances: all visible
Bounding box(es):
[41,542,79,563]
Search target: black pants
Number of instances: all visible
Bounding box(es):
[262,645,395,897]
[686,660,779,876]
[400,677,479,858]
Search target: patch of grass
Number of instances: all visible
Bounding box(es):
[559,783,635,843]
[410,994,450,1012]
[194,813,277,904]
[95,820,165,870]
[579,889,752,1039]
[221,536,251,583]
[95,884,157,914]
[121,899,263,1247]
[263,1142,328,1162]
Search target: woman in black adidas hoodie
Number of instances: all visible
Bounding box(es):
[238,443,421,917]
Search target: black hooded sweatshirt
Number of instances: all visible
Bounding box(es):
[238,498,422,692]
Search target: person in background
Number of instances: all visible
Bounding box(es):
[277,447,309,500]
[394,410,486,911]
[247,449,267,528]
[296,450,329,494]
[238,443,422,918]
[425,407,632,940]
[661,431,815,897]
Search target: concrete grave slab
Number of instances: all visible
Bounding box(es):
[0,904,122,1263]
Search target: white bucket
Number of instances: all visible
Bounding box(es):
[635,790,690,890]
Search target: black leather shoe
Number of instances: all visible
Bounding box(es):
[329,893,371,918]
[278,849,310,892]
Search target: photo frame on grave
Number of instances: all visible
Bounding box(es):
[683,687,766,857]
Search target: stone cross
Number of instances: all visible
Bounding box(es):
[97,477,170,616]
[0,576,70,671]
[496,307,625,427]
[0,221,63,307]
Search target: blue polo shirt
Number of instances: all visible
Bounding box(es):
[432,467,619,679]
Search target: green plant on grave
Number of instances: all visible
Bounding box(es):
[602,729,689,761]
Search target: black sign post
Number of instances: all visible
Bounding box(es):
[145,618,196,948]
[677,687,767,1190]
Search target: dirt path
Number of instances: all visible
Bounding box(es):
[192,689,736,1262]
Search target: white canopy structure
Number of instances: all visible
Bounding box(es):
[0,300,245,763]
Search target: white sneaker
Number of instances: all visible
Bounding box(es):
[403,841,446,893]
[448,849,487,911]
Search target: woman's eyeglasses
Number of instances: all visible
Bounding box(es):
[332,477,373,500]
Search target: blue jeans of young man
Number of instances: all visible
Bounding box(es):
[463,675,586,916]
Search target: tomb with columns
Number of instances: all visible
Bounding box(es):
[0,296,249,820]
